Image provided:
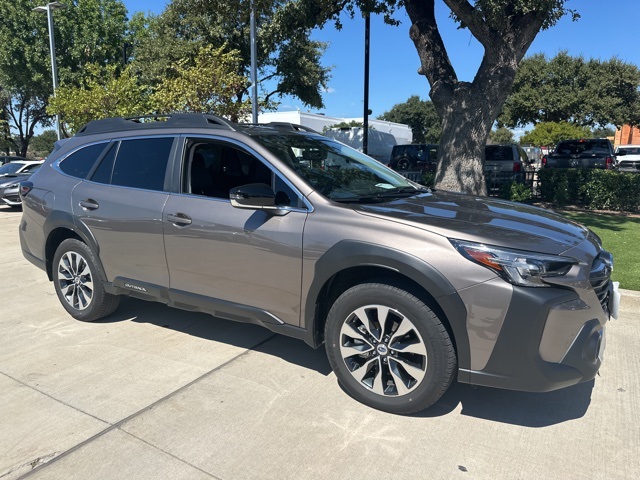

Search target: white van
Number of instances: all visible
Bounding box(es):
[324,127,397,164]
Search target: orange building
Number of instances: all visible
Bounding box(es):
[614,125,640,147]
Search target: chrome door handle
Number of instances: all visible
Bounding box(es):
[167,213,192,226]
[79,199,99,210]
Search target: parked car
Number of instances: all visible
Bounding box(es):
[0,166,41,207]
[484,144,531,191]
[389,144,439,172]
[0,155,27,166]
[614,145,640,173]
[0,160,43,177]
[541,139,615,169]
[20,113,618,414]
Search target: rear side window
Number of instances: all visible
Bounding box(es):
[103,137,173,191]
[485,145,514,161]
[59,143,108,179]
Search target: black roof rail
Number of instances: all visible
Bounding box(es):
[265,122,321,134]
[75,113,236,136]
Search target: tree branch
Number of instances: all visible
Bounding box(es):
[404,0,457,100]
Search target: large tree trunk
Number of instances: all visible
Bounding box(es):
[404,0,547,195]
[431,60,518,195]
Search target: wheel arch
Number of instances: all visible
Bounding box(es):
[305,241,470,373]
[43,211,104,282]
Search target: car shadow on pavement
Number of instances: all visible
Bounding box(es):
[99,297,333,376]
[102,298,593,426]
[416,378,594,427]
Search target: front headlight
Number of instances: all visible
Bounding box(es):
[450,239,577,287]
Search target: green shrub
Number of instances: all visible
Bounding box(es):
[538,169,640,212]
[500,181,532,202]
[421,172,436,187]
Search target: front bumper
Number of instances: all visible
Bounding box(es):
[460,284,614,393]
[0,185,22,206]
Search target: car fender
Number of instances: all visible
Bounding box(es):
[305,240,471,374]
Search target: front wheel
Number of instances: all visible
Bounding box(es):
[325,283,456,414]
[53,239,120,322]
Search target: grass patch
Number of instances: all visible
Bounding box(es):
[561,211,640,291]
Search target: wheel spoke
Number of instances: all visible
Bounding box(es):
[352,307,381,342]
[351,357,384,395]
[392,356,426,380]
[388,361,411,396]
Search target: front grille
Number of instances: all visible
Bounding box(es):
[590,251,613,314]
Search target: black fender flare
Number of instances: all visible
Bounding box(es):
[305,240,470,374]
[43,210,106,282]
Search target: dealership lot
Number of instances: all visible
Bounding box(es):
[1,206,638,480]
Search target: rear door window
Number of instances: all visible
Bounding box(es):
[90,137,174,191]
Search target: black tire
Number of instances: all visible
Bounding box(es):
[325,283,456,414]
[52,239,120,322]
[397,157,412,171]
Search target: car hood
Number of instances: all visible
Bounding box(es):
[351,191,590,255]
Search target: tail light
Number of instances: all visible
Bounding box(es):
[542,156,547,167]
[19,181,33,198]
[605,157,613,170]
[513,162,522,173]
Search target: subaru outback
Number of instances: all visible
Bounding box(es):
[19,114,619,414]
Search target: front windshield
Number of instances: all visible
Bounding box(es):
[0,163,25,175]
[252,133,426,201]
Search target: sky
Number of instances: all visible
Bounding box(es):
[123,1,639,130]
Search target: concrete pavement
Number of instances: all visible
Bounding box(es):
[1,205,638,480]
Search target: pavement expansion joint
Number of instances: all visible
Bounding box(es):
[14,333,278,479]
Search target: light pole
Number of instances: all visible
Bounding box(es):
[33,2,66,140]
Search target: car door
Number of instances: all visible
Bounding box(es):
[162,137,308,327]
[71,136,175,293]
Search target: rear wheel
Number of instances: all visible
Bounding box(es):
[325,283,456,414]
[53,239,120,322]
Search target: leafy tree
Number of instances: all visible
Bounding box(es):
[501,52,640,128]
[48,64,150,133]
[276,1,579,195]
[29,129,57,157]
[488,126,514,144]
[131,0,331,112]
[379,96,441,143]
[151,45,253,122]
[0,0,128,154]
[519,121,592,147]
[592,126,615,138]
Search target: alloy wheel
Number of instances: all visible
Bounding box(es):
[339,305,428,396]
[57,251,94,311]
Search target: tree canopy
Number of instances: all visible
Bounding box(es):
[379,96,441,144]
[281,0,578,195]
[488,127,514,145]
[131,0,332,111]
[0,0,128,155]
[500,52,640,128]
[519,121,592,147]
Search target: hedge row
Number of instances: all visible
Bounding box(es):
[537,169,640,212]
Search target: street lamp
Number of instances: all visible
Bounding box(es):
[33,2,66,140]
